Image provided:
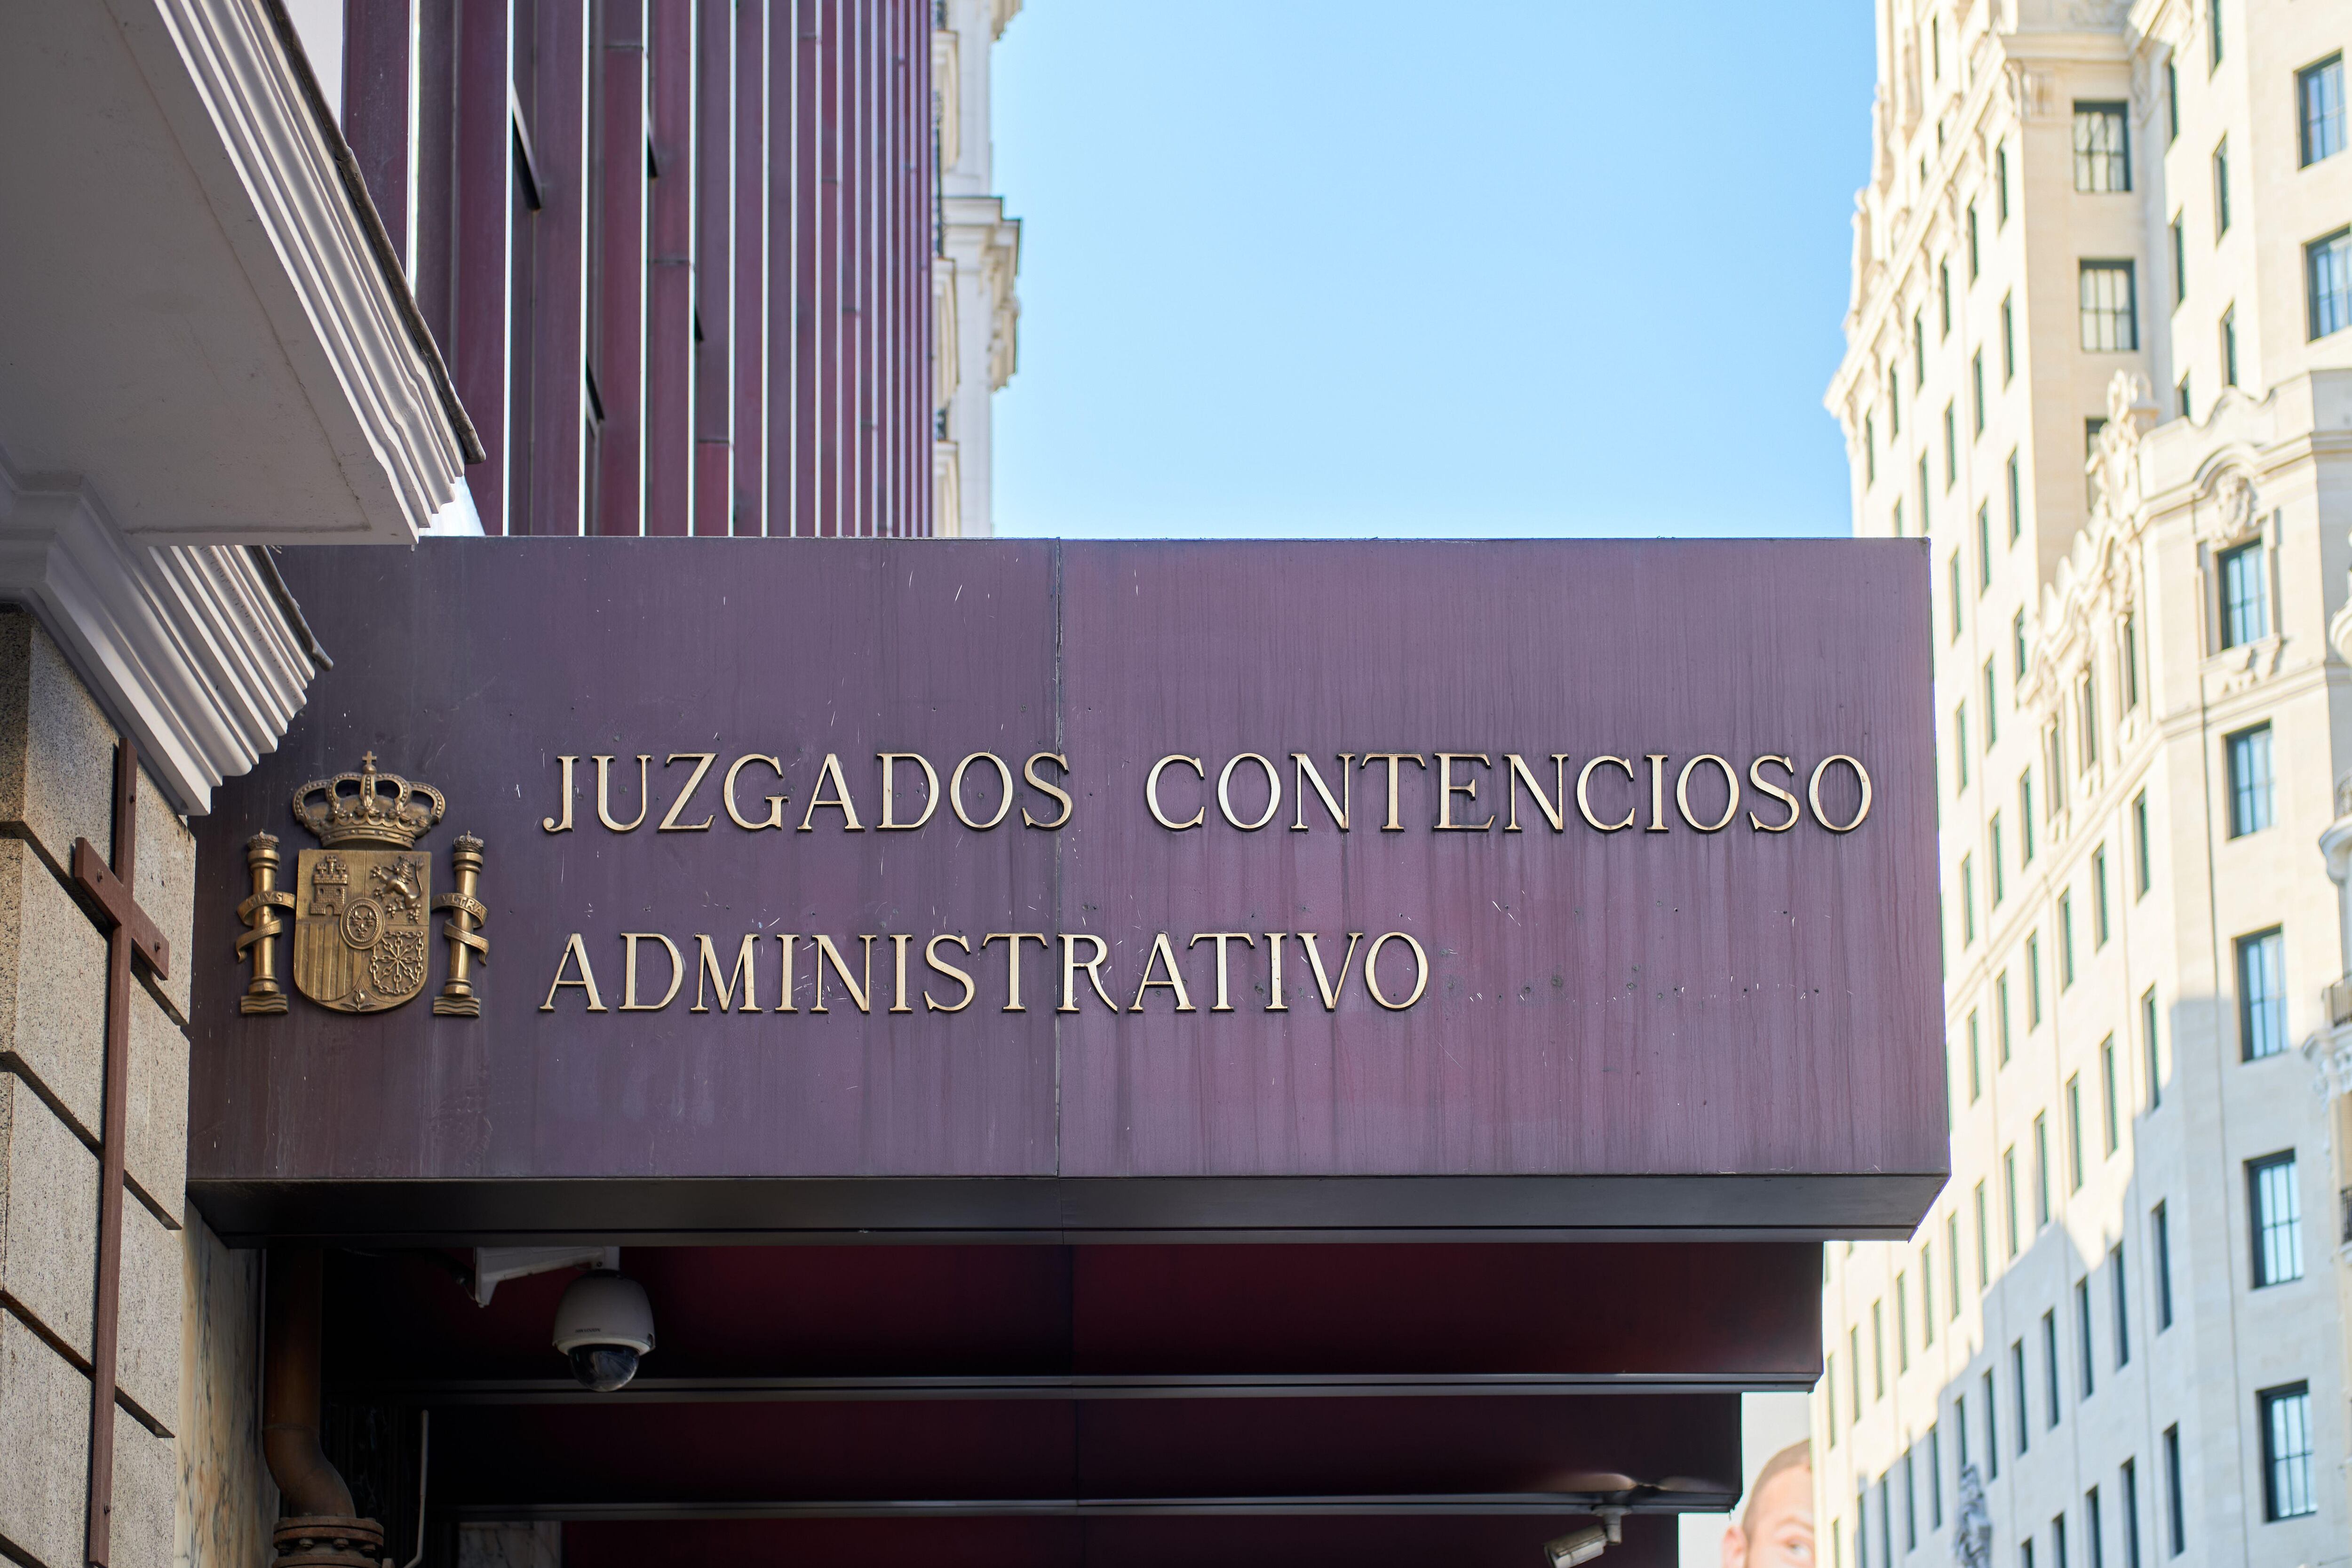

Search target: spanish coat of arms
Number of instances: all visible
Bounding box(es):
[234,752,488,1017]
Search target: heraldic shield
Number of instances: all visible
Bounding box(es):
[284,753,446,1013]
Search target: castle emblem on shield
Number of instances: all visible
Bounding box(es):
[234,753,489,1017]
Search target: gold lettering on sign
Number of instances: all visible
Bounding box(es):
[1296,931,1365,1011]
[799,755,866,831]
[1264,932,1290,1011]
[810,934,874,1013]
[773,933,799,1014]
[1145,755,1205,830]
[692,933,760,1012]
[1809,755,1874,832]
[1060,934,1116,1013]
[723,754,789,830]
[542,755,578,832]
[1290,754,1352,831]
[1188,932,1255,1011]
[1359,754,1427,832]
[1645,755,1669,833]
[658,753,718,831]
[1216,754,1281,832]
[983,932,1049,1012]
[1129,932,1197,1012]
[540,932,608,1011]
[1676,755,1740,834]
[1504,754,1569,833]
[620,932,684,1011]
[878,754,940,830]
[1022,753,1073,829]
[950,753,1015,829]
[890,933,915,1013]
[924,934,976,1012]
[596,755,652,832]
[1434,753,1494,831]
[1748,755,1801,831]
[1576,756,1637,831]
[1365,931,1430,1010]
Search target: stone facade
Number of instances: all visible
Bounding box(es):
[1821,2,2352,1567]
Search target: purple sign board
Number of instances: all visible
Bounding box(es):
[189,539,1942,1240]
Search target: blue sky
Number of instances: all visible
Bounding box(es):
[989,3,1876,540]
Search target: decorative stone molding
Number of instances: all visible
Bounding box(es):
[0,459,314,815]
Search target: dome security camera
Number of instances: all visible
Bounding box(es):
[551,1268,656,1391]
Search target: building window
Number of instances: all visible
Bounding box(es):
[2109,1242,2130,1367]
[1851,1327,1864,1420]
[2121,613,2139,709]
[2091,847,2109,946]
[1889,366,1902,434]
[2001,294,2016,382]
[2100,1036,2120,1155]
[2177,374,2192,419]
[2074,1280,2094,1397]
[2085,417,2109,509]
[2166,56,2181,144]
[1949,1212,1964,1314]
[2222,305,2240,385]
[1915,311,1927,387]
[1929,1425,1943,1527]
[1940,260,1953,338]
[1873,1300,1886,1397]
[2208,0,2223,68]
[2311,227,2352,339]
[1897,1278,1910,1372]
[1945,403,1958,488]
[2025,937,2042,1029]
[1968,1010,1983,1102]
[2022,773,2038,863]
[2260,1384,2316,1520]
[1920,454,1932,532]
[2170,215,2187,306]
[1893,500,1904,538]
[2249,1151,2302,1286]
[2143,987,2161,1108]
[2087,1487,2104,1568]
[2213,139,2231,235]
[1968,202,1982,280]
[2226,723,2273,836]
[1955,706,1971,792]
[2058,893,2075,987]
[1984,661,2000,746]
[2053,1514,2069,1568]
[2004,1146,2022,1256]
[2153,1200,2173,1329]
[1961,855,1977,945]
[2078,670,2099,770]
[2047,720,2067,817]
[1948,554,1963,640]
[1984,1370,2000,1477]
[2132,791,2149,895]
[2000,970,2016,1057]
[2066,1073,2085,1191]
[1996,143,2011,225]
[2162,1425,2184,1555]
[2073,103,2132,191]
[2237,926,2286,1059]
[1973,353,1987,437]
[2013,608,2028,682]
[1992,815,2007,905]
[2218,539,2267,646]
[2080,262,2139,350]
[1902,1449,1917,1549]
[2011,1339,2031,1452]
[1975,1181,1992,1288]
[2033,1113,2053,1227]
[1828,1356,1839,1447]
[2299,54,2344,166]
[2122,1460,2141,1568]
[1978,506,1993,588]
[1921,1248,1935,1348]
[2041,1311,2061,1427]
[1866,413,1877,485]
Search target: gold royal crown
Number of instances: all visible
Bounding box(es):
[292,753,446,849]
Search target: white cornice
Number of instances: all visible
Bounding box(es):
[0,456,313,815]
[101,0,469,541]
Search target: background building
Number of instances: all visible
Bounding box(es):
[1822,4,2350,1568]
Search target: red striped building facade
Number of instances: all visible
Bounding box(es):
[342,0,938,538]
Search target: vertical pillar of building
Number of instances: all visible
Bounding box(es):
[595,1,650,536]
[734,0,771,534]
[690,0,735,534]
[340,0,414,275]
[527,1,592,536]
[453,0,515,534]
[644,0,699,536]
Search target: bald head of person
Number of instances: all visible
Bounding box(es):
[1722,1441,1813,1568]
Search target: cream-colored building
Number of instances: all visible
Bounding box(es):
[1821,4,2351,1568]
[933,0,1025,538]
